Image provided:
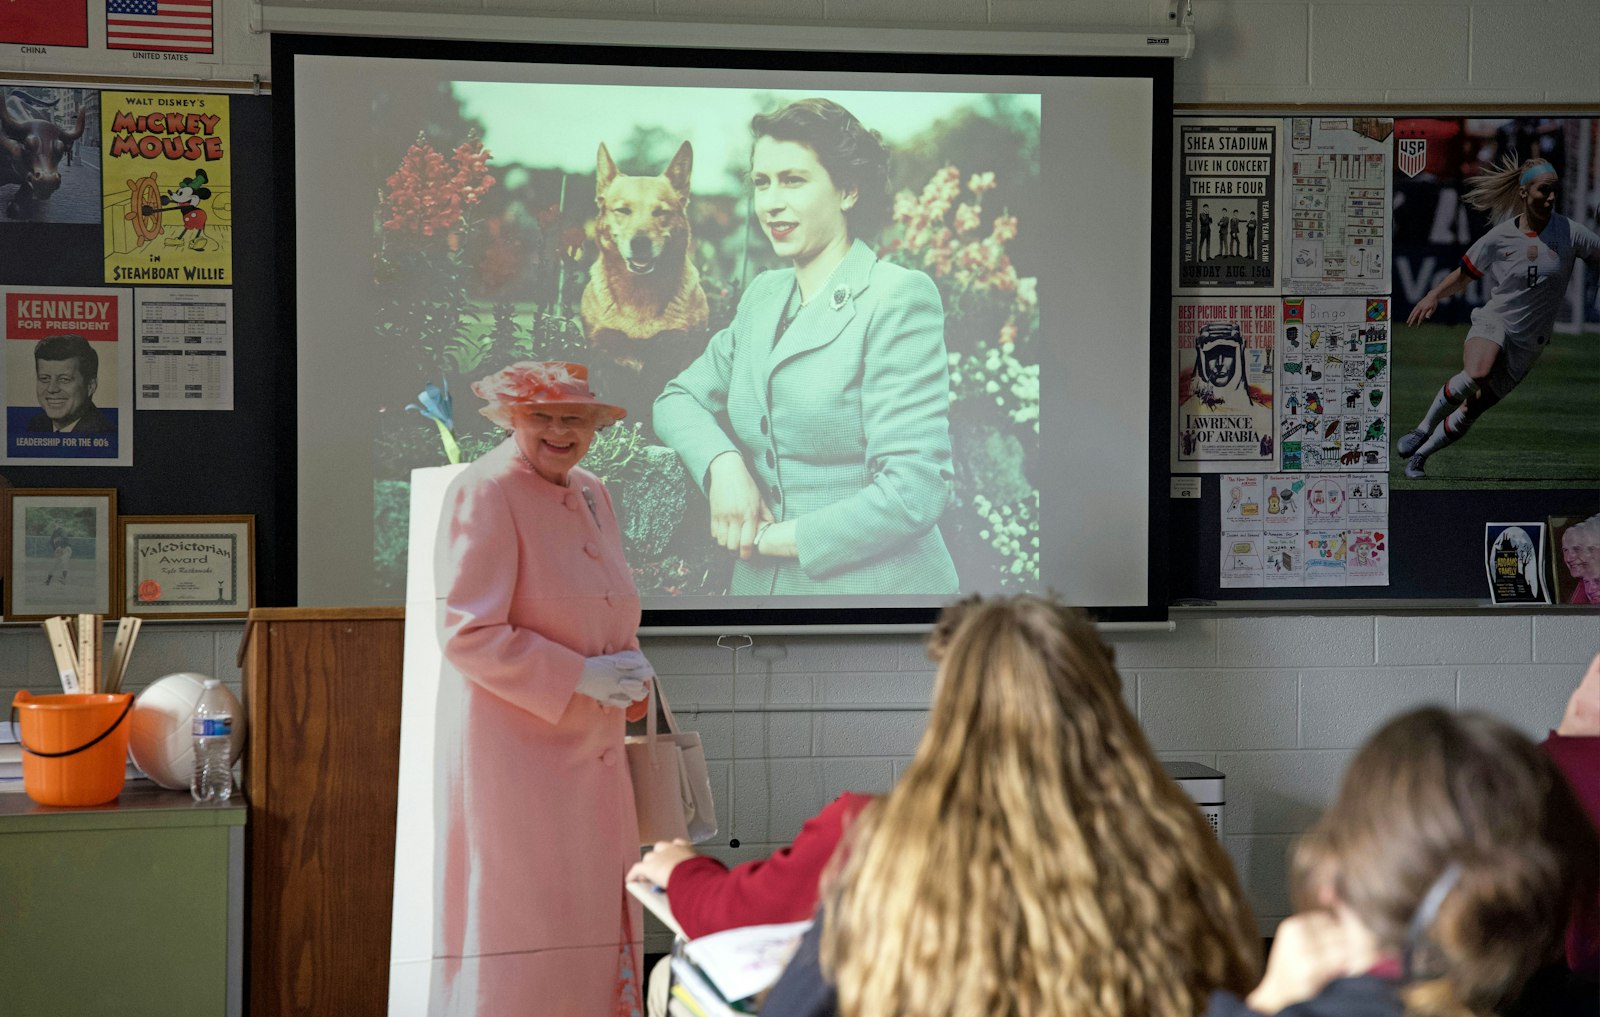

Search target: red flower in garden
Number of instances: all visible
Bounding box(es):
[383,132,496,236]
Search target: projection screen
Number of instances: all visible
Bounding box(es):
[282,34,1171,626]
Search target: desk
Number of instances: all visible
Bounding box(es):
[0,782,245,1017]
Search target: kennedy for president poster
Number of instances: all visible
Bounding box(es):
[2,285,134,466]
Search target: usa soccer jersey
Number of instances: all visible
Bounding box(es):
[1462,214,1600,343]
[1459,214,1600,391]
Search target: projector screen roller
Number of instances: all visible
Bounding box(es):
[280,36,1170,626]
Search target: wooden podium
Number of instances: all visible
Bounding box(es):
[241,606,405,1017]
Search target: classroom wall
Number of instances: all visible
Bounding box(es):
[6,0,1599,105]
[2,0,1597,941]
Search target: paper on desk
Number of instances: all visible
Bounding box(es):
[682,920,812,1005]
[626,880,686,940]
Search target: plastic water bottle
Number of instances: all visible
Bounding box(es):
[191,679,234,803]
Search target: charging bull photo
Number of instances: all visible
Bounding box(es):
[0,87,98,224]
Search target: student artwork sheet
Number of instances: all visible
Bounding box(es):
[1220,530,1265,588]
[1277,297,1390,472]
[1283,117,1393,293]
[103,90,232,286]
[1222,473,1264,528]
[1264,530,1302,587]
[1174,118,1280,293]
[1344,473,1388,527]
[1261,475,1307,531]
[1346,528,1389,586]
[1220,472,1388,588]
[135,287,234,409]
[1,285,134,465]
[1485,522,1551,605]
[1173,297,1278,472]
[1304,530,1348,586]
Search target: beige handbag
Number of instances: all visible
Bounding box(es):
[625,680,718,846]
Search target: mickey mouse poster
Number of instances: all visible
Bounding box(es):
[101,90,232,285]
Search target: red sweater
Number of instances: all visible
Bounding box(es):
[1543,731,1599,975]
[666,792,873,940]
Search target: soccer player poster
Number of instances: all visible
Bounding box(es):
[102,90,232,286]
[0,285,134,466]
[1391,116,1600,488]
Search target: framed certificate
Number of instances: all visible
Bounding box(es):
[119,515,254,618]
[5,488,118,620]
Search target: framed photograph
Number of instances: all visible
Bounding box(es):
[119,515,254,618]
[1550,513,1599,606]
[5,488,117,621]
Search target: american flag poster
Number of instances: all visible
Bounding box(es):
[106,0,214,56]
[0,1,89,47]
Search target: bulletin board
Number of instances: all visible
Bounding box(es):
[1168,112,1600,606]
[0,87,293,608]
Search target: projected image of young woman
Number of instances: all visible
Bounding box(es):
[653,98,959,596]
[1398,157,1600,479]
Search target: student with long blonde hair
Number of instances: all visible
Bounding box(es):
[1209,707,1597,1017]
[761,593,1261,1017]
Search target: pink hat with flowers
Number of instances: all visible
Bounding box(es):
[472,361,627,431]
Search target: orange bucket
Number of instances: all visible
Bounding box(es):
[11,690,134,806]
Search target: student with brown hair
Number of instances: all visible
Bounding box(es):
[761,593,1261,1017]
[1208,705,1597,1017]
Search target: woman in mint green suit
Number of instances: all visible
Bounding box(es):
[653,98,958,596]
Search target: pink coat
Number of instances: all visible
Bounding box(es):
[431,440,643,1017]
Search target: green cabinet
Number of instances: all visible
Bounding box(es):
[0,784,245,1017]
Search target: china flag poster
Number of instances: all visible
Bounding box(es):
[1,2,89,47]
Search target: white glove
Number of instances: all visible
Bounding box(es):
[577,650,653,706]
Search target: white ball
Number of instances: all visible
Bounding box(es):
[128,672,247,791]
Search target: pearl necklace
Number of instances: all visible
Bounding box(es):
[515,442,563,486]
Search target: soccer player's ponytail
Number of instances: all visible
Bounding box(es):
[1463,154,1556,223]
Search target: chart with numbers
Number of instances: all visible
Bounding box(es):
[135,288,234,410]
[1283,117,1393,294]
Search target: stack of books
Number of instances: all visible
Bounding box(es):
[667,921,812,1017]
[626,882,810,1017]
[0,725,21,792]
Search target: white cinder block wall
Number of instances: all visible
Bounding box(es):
[4,0,1598,945]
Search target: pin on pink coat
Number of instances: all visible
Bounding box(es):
[430,439,644,1016]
